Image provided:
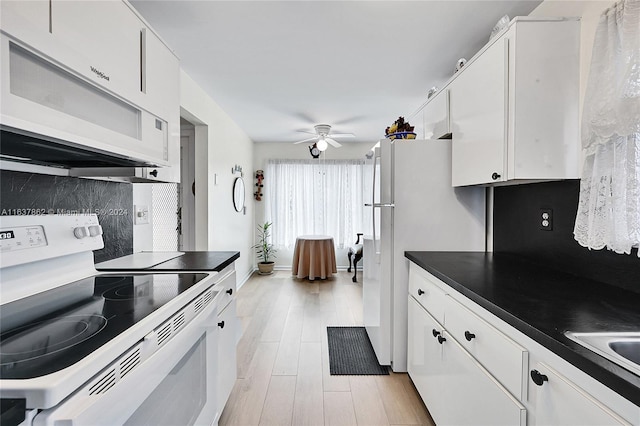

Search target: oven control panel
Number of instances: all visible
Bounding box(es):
[0,225,47,252]
[0,214,104,268]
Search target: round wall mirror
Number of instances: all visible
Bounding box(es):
[233,177,245,213]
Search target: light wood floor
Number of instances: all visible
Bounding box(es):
[219,270,435,426]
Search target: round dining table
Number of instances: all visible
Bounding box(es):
[292,235,337,280]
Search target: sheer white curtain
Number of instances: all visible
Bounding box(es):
[265,159,366,249]
[574,0,640,256]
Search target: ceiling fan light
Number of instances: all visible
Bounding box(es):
[317,138,328,151]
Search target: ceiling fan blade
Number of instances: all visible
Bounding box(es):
[326,138,342,148]
[296,129,317,135]
[328,133,355,139]
[293,136,318,145]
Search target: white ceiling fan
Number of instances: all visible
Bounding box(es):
[293,124,354,151]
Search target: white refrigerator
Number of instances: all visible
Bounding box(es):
[363,138,486,372]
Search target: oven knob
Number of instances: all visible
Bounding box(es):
[73,226,90,239]
[89,225,103,237]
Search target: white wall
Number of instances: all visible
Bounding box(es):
[177,70,254,284]
[253,141,375,269]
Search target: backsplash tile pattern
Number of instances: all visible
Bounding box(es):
[494,180,640,294]
[0,170,133,263]
[152,183,179,251]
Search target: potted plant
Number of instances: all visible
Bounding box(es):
[253,221,277,275]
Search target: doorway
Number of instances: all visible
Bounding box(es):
[179,118,196,251]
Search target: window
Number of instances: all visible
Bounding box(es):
[265,159,366,249]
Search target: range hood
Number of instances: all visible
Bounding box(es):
[1,128,175,183]
[68,167,166,183]
[1,127,158,169]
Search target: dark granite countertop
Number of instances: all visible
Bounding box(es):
[146,251,239,272]
[404,251,640,407]
[96,251,240,272]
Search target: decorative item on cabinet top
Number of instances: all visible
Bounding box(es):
[385,116,416,140]
[490,15,511,40]
[454,58,467,73]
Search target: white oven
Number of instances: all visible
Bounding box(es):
[95,251,240,424]
[0,215,223,426]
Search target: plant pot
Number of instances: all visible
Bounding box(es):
[257,262,275,275]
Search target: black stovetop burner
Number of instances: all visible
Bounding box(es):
[0,273,208,380]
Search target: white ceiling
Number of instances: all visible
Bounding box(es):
[130,0,542,145]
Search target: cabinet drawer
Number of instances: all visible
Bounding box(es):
[409,263,447,324]
[213,264,236,313]
[445,295,528,400]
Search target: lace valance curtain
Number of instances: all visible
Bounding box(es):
[574,0,640,256]
[265,158,366,249]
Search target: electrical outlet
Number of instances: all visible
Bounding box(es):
[539,208,553,231]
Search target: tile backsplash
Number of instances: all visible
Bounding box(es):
[1,170,133,263]
[494,180,640,294]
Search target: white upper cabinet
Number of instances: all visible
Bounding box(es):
[144,29,179,119]
[50,0,142,99]
[0,1,49,45]
[448,18,580,187]
[422,89,451,140]
[450,38,507,185]
[141,27,181,182]
[0,0,180,175]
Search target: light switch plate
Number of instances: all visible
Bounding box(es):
[134,205,149,225]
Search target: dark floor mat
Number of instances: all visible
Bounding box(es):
[327,326,389,375]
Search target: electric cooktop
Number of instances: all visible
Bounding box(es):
[0,273,208,380]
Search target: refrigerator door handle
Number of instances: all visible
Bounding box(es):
[371,153,380,256]
[365,203,395,207]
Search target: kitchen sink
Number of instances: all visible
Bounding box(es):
[565,331,640,376]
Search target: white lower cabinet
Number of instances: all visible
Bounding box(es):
[440,331,526,425]
[408,297,445,421]
[528,361,630,426]
[216,299,237,416]
[408,296,525,425]
[212,265,239,422]
[407,262,638,426]
[445,294,527,400]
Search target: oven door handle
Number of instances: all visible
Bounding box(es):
[33,292,221,426]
